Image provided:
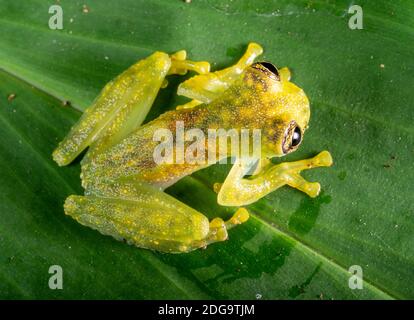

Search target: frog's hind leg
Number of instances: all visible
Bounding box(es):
[52,50,211,166]
[85,51,210,159]
[52,51,171,166]
[65,180,249,253]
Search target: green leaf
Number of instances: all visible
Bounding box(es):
[0,0,413,299]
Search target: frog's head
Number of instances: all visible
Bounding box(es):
[245,62,310,158]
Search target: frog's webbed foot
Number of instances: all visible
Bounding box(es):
[217,151,333,206]
[277,151,333,197]
[64,180,249,253]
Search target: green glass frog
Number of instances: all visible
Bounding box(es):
[53,43,332,253]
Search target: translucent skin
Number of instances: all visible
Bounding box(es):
[53,43,332,253]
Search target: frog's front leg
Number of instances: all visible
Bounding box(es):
[173,42,264,111]
[65,180,249,253]
[216,151,333,206]
[177,42,264,104]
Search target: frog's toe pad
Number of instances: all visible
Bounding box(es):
[314,151,333,167]
[303,182,321,198]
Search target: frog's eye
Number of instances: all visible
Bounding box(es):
[252,62,280,81]
[282,121,302,154]
[292,126,302,147]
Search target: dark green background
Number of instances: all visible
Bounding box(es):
[0,0,413,299]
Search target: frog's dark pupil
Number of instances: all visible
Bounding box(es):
[292,127,301,147]
[259,62,279,76]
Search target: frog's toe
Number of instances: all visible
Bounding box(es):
[314,151,333,167]
[279,67,291,81]
[169,51,211,75]
[226,208,250,229]
[213,182,222,193]
[170,50,187,61]
[299,181,321,198]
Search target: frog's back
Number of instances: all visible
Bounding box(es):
[80,106,215,190]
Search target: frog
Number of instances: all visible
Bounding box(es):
[53,43,333,253]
